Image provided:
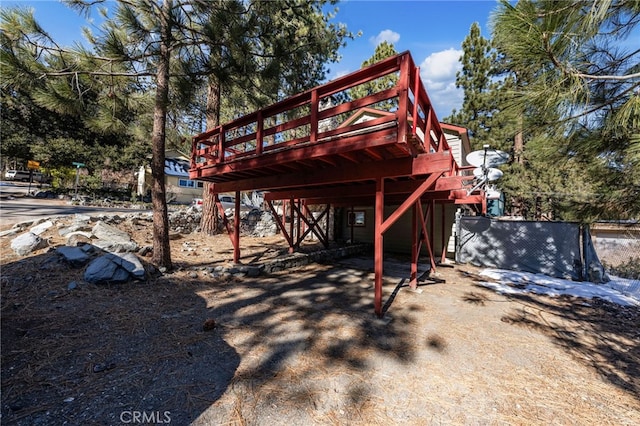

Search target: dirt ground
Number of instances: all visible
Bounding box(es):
[1,214,639,425]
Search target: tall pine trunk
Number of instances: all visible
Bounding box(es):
[200,70,222,235]
[514,125,524,165]
[151,0,172,268]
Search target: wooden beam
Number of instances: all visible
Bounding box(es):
[410,202,419,289]
[209,153,452,193]
[417,202,437,273]
[338,151,361,163]
[191,127,399,179]
[435,175,475,191]
[380,172,442,235]
[267,200,294,249]
[265,179,443,201]
[363,147,385,161]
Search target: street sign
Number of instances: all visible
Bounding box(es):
[27,160,40,170]
[72,162,86,168]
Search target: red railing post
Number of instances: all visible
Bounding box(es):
[397,55,410,143]
[310,89,318,143]
[256,110,263,155]
[217,126,225,164]
[412,65,420,136]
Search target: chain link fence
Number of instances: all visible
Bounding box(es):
[591,222,640,280]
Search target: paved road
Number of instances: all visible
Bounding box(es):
[0,182,150,227]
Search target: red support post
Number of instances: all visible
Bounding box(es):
[429,199,435,260]
[441,203,448,264]
[296,199,302,247]
[410,202,419,289]
[215,193,240,261]
[267,200,294,248]
[374,177,385,317]
[325,204,331,245]
[289,198,295,253]
[233,191,240,263]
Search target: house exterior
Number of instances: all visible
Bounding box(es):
[440,123,471,167]
[334,111,475,259]
[137,149,204,204]
[339,203,457,259]
[189,51,487,315]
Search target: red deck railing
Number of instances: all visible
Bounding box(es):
[190,51,457,177]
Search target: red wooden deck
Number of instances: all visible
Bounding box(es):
[190,51,483,317]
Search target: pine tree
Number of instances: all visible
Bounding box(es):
[2,0,355,259]
[491,0,640,219]
[349,41,399,111]
[445,23,496,148]
[196,0,354,235]
[0,6,146,178]
[445,18,599,220]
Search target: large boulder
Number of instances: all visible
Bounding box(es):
[10,232,48,256]
[30,220,54,236]
[56,245,92,267]
[65,231,93,246]
[91,220,137,252]
[84,252,145,284]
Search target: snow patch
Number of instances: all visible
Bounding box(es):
[478,269,640,307]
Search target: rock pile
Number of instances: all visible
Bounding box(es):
[6,214,147,284]
[168,207,203,233]
[168,206,279,236]
[4,208,360,286]
[241,210,278,237]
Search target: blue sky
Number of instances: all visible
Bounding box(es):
[3,0,500,119]
[328,1,499,117]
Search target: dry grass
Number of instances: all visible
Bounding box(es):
[1,216,639,425]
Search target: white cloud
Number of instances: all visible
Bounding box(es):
[369,29,400,46]
[419,49,463,118]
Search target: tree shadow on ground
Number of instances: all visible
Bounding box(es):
[459,269,640,400]
[1,246,426,424]
[189,259,428,423]
[0,251,239,425]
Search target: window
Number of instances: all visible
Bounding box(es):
[348,210,366,227]
[178,179,204,188]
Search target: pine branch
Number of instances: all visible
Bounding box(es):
[574,71,640,81]
[40,70,154,78]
